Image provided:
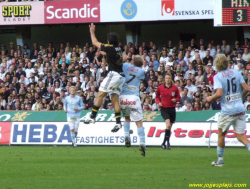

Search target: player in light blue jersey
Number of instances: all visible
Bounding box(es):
[64,86,84,148]
[119,55,146,156]
[207,54,250,166]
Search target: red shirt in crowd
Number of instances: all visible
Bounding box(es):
[208,73,217,85]
[155,84,181,108]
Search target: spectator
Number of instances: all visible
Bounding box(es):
[175,101,184,112]
[203,101,212,110]
[192,102,202,111]
[142,102,152,111]
[211,99,221,110]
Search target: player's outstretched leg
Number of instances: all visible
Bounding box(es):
[84,105,98,124]
[138,127,146,156]
[111,113,122,132]
[111,94,123,132]
[211,146,225,167]
[123,122,131,147]
[71,131,76,148]
[212,130,225,166]
[136,120,146,156]
[85,91,107,124]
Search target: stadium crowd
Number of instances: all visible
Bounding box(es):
[1,38,250,112]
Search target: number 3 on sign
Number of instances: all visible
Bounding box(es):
[237,10,243,22]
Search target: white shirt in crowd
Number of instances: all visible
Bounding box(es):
[19,77,30,86]
[199,50,206,60]
[25,68,33,78]
[242,53,250,62]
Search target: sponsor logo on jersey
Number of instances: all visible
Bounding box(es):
[120,99,136,105]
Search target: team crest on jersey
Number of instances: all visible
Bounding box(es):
[172,92,175,96]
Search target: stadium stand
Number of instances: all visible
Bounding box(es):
[0,39,249,111]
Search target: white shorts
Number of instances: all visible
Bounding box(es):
[119,95,143,122]
[67,117,80,132]
[99,71,125,95]
[217,113,246,134]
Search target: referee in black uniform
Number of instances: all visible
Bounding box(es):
[156,74,181,149]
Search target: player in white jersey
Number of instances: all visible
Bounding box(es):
[207,54,250,166]
[119,55,146,156]
[64,86,84,148]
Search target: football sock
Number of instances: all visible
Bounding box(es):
[137,127,145,146]
[163,129,171,146]
[115,112,121,124]
[123,122,130,139]
[91,105,99,119]
[71,132,75,143]
[75,132,78,143]
[217,146,225,163]
[246,143,250,152]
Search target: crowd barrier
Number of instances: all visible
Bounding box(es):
[0,110,249,146]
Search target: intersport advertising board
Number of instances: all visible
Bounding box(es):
[44,0,100,24]
[0,2,44,25]
[9,122,250,147]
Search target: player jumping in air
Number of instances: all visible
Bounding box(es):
[64,86,84,148]
[84,23,127,132]
[207,54,250,166]
[118,55,146,156]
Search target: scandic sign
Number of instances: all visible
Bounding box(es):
[44,0,100,24]
[9,122,250,146]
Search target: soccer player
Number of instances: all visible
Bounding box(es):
[156,74,181,150]
[119,55,146,156]
[207,54,250,166]
[84,23,127,132]
[64,86,84,148]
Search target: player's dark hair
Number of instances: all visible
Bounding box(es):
[107,32,119,46]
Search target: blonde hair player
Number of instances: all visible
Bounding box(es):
[64,86,84,148]
[207,54,250,166]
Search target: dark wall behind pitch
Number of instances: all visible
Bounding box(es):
[31,23,126,49]
[0,20,240,50]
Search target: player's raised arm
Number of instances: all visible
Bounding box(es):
[89,23,102,49]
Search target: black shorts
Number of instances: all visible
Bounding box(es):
[160,107,176,123]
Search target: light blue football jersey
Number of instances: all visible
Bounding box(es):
[213,69,245,115]
[63,95,84,118]
[121,63,145,97]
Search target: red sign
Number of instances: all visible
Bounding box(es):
[0,122,11,144]
[161,0,175,16]
[44,0,100,24]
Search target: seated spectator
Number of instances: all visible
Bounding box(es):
[175,101,184,112]
[192,102,202,111]
[211,99,221,110]
[244,95,250,109]
[143,102,152,111]
[203,101,212,110]
[185,103,192,111]
[107,103,114,110]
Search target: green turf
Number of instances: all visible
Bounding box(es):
[0,146,249,189]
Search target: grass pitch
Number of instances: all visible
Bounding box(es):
[0,146,249,189]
